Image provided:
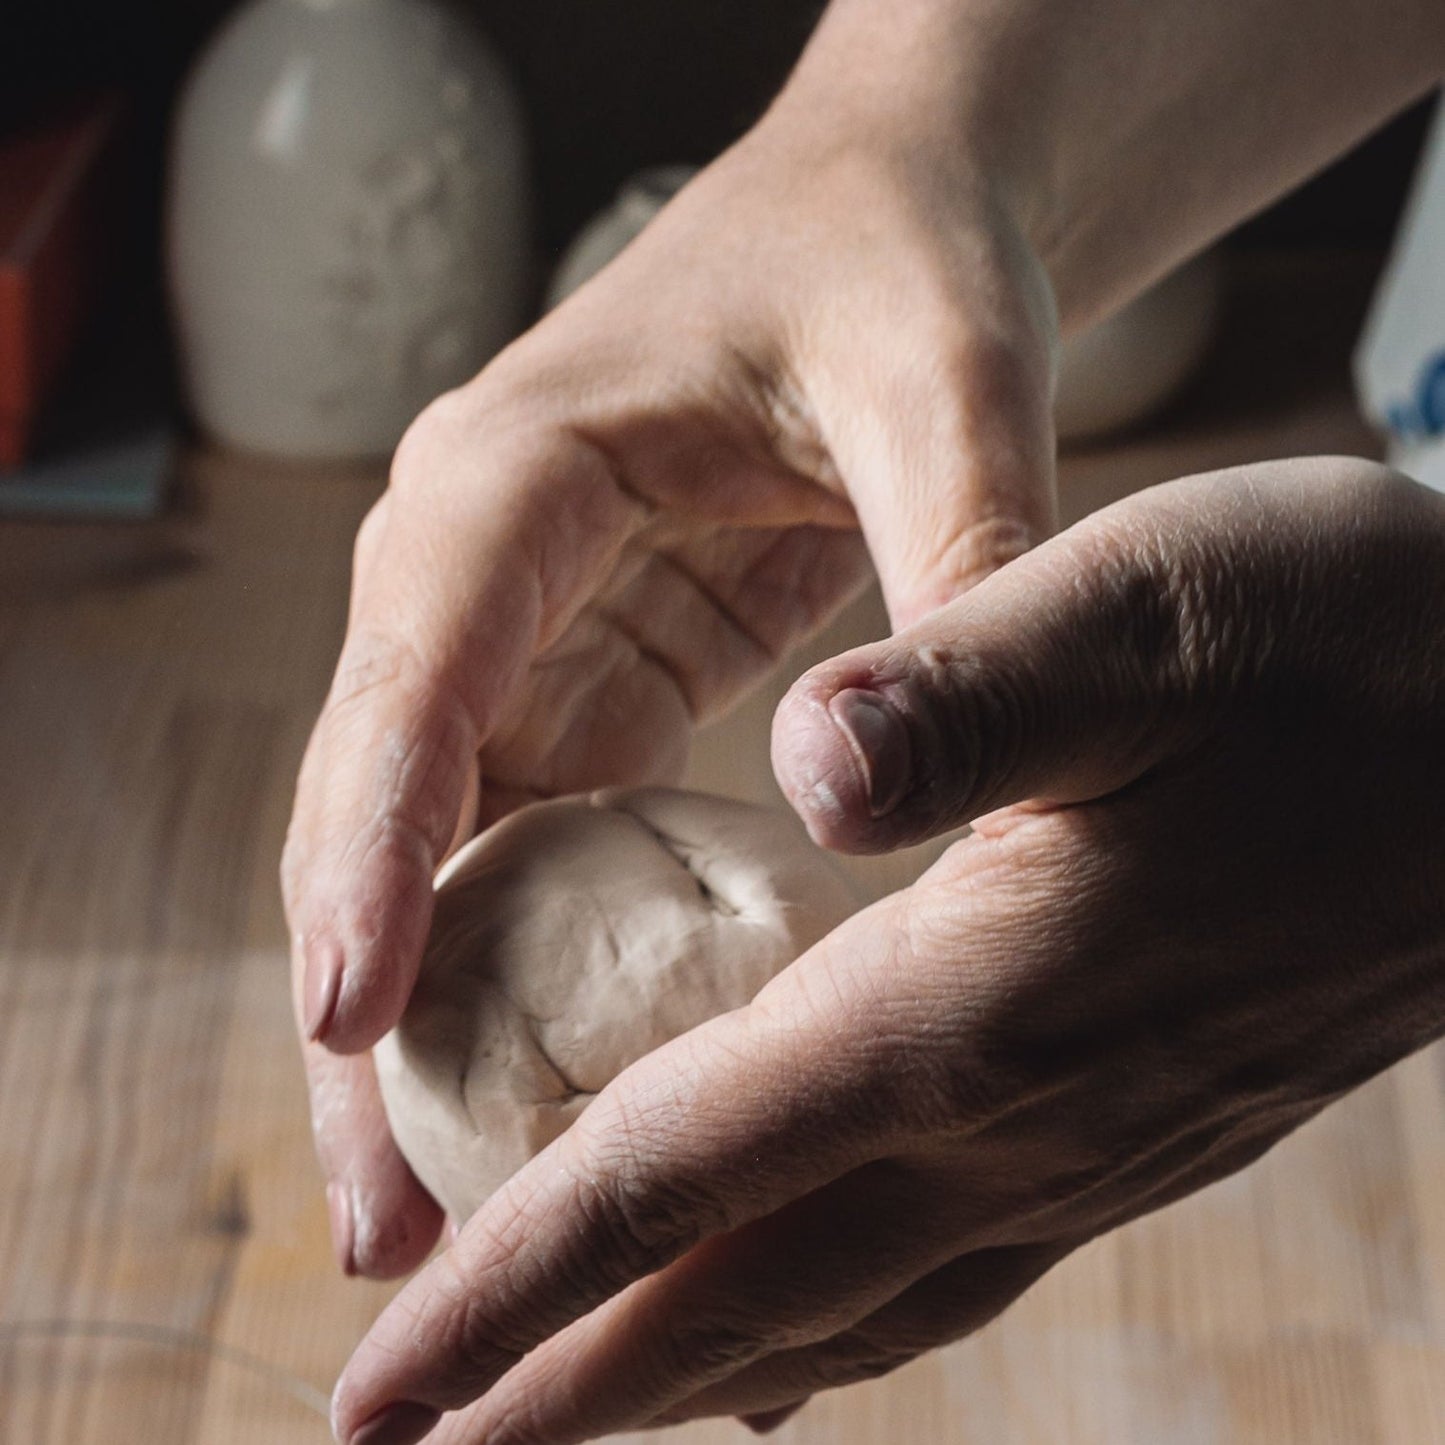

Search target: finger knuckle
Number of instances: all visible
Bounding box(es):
[390,386,475,496]
[327,630,422,714]
[321,636,477,840]
[350,496,390,577]
[639,1309,773,1395]
[454,1295,530,1374]
[551,1108,725,1293]
[371,1258,526,1412]
[425,1261,528,1392]
[1157,547,1246,696]
[891,892,1035,1131]
[576,1160,714,1284]
[1077,515,1248,705]
[914,1026,1029,1135]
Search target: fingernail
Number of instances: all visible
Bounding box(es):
[827,689,911,818]
[305,937,344,1043]
[326,1181,357,1277]
[348,1401,442,1445]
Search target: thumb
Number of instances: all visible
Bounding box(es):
[807,234,1059,628]
[772,490,1221,854]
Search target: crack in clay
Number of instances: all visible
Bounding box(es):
[692,871,740,918]
[376,788,860,1223]
[614,806,742,917]
[592,902,626,976]
[457,1059,483,1134]
[520,1011,590,1103]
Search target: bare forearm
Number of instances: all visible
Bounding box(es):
[775,0,1445,328]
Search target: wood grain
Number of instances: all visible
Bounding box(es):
[1,255,1442,1444]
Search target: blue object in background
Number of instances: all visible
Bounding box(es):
[0,426,172,520]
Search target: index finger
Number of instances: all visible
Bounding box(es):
[282,394,647,1057]
[330,896,916,1442]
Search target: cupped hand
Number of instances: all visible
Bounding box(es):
[331,457,1445,1445]
[281,114,1058,1279]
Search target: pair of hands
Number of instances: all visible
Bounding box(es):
[283,120,1056,1284]
[282,118,1445,1445]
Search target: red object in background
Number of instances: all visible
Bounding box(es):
[0,95,124,470]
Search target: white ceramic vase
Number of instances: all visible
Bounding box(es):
[1053,252,1223,442]
[548,167,1221,443]
[168,0,530,461]
[545,166,696,312]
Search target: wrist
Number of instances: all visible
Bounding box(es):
[772,0,1445,335]
[767,0,1050,240]
[763,0,1073,348]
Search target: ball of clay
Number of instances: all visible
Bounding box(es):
[375,787,859,1222]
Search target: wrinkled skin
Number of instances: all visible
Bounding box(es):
[330,458,1445,1445]
[281,122,1057,1282]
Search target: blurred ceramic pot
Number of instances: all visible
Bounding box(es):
[548,168,1221,443]
[1054,251,1223,442]
[168,0,530,461]
[545,166,696,311]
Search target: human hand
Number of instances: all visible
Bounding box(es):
[331,457,1445,1444]
[281,100,1058,1278]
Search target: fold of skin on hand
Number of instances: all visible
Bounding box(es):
[283,0,1445,1436]
[331,458,1445,1445]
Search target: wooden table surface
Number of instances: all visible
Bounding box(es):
[2,255,1443,1444]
